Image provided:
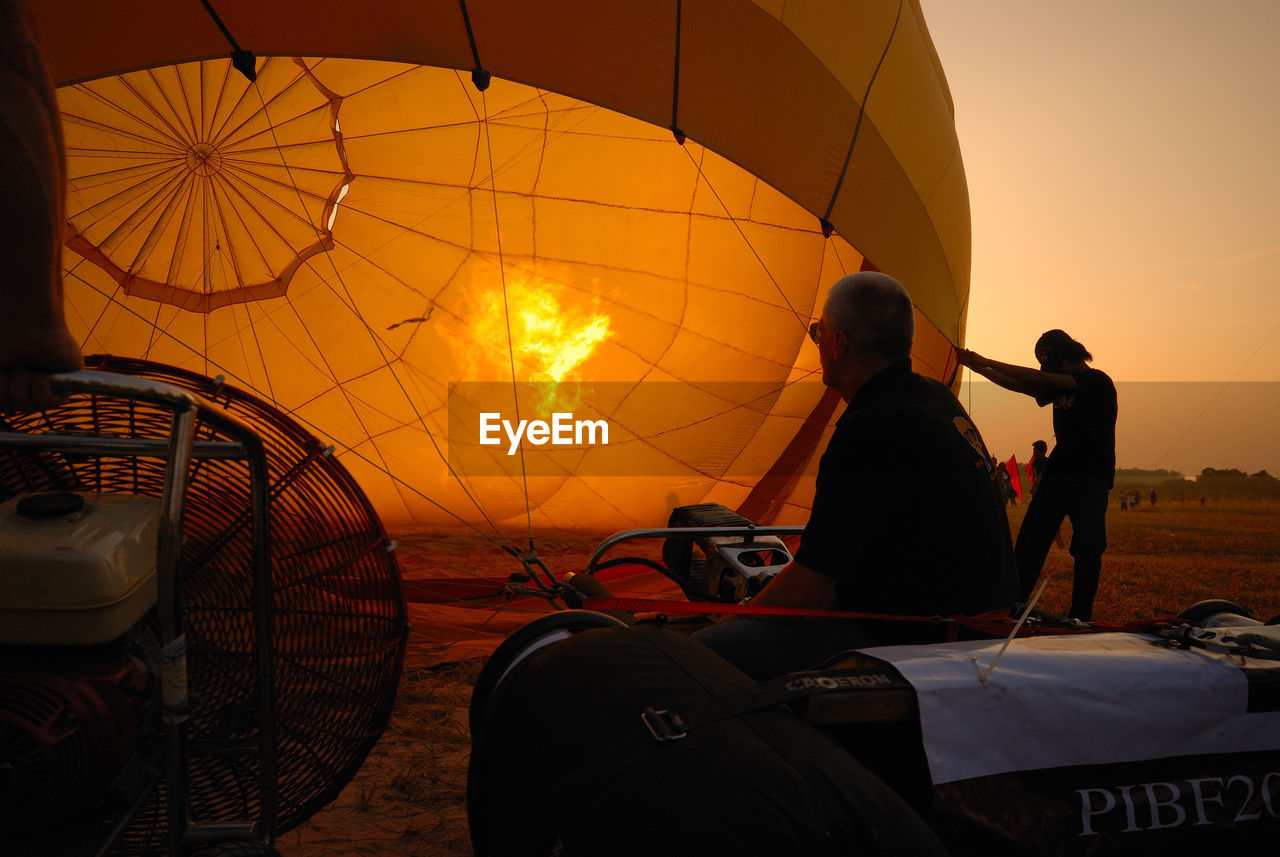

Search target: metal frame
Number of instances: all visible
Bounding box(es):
[583,525,805,575]
[0,370,277,856]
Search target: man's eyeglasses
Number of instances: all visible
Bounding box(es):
[808,321,822,344]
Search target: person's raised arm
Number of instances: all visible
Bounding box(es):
[956,348,1076,401]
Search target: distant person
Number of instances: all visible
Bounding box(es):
[1150,488,1157,507]
[1120,492,1128,511]
[695,272,1017,679]
[957,330,1117,622]
[0,0,83,413]
[1027,439,1048,496]
[998,459,1017,506]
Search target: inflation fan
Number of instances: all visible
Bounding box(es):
[0,357,407,855]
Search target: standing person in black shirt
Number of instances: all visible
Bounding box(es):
[957,330,1117,621]
[695,272,1018,679]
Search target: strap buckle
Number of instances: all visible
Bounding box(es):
[640,706,687,742]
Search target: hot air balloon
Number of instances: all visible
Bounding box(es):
[34,0,971,541]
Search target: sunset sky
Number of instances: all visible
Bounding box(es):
[918,0,1280,475]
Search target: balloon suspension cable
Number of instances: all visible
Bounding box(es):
[669,0,684,143]
[975,576,1050,684]
[821,0,903,228]
[197,0,256,82]
[478,85,538,556]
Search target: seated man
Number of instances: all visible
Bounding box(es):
[695,272,1017,679]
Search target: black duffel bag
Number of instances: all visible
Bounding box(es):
[468,618,946,857]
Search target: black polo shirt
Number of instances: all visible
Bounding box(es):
[794,359,1017,616]
[1044,367,1117,488]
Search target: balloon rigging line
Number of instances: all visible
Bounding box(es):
[196,0,247,60]
[669,0,684,139]
[194,0,257,83]
[240,63,524,555]
[821,0,903,229]
[480,85,542,563]
[678,144,810,338]
[238,297,280,405]
[1154,314,1280,472]
[457,0,485,84]
[61,253,111,357]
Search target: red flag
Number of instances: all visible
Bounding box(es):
[1006,455,1022,500]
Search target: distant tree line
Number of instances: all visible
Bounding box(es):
[1114,468,1183,482]
[1114,467,1280,500]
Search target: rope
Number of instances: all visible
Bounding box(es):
[477,85,538,555]
[457,0,490,90]
[821,0,903,229]
[670,0,684,141]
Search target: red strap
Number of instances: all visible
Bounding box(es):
[581,596,948,623]
[581,597,1185,639]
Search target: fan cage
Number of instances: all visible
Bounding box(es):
[0,356,408,852]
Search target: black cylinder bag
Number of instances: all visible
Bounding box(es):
[468,623,946,857]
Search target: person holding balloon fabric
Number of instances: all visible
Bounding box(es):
[956,330,1116,622]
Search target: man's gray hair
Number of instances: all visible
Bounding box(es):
[824,271,915,361]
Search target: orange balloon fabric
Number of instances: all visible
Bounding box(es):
[38,0,969,534]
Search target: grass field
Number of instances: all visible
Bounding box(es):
[1016,498,1280,622]
[279,500,1280,856]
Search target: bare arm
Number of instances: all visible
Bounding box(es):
[956,348,1076,400]
[748,561,838,611]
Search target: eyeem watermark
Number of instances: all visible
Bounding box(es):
[479,412,609,456]
[448,380,800,477]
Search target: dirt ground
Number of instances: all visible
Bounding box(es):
[276,661,480,857]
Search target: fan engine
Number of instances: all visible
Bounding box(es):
[661,503,793,602]
[0,491,160,840]
[0,359,408,856]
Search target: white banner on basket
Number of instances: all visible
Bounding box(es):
[864,633,1280,785]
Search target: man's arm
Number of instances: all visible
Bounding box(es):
[956,348,1076,400]
[748,561,838,611]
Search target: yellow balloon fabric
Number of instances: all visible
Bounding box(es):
[39,1,968,533]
